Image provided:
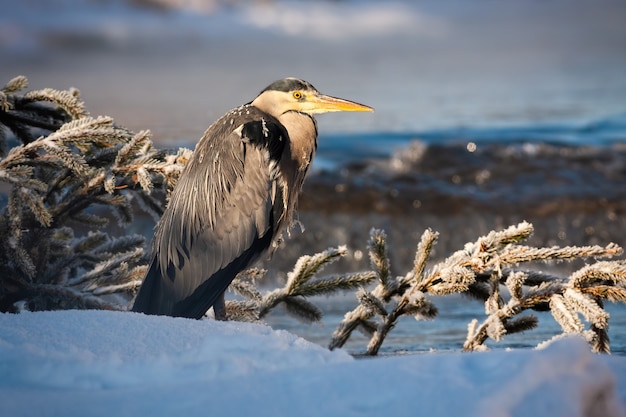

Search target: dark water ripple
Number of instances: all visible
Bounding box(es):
[267,118,626,282]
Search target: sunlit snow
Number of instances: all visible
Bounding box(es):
[0,310,624,417]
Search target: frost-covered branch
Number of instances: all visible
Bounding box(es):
[0,75,191,312]
[331,222,624,355]
[226,247,376,323]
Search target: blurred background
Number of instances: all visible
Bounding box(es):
[2,0,626,352]
[3,0,626,139]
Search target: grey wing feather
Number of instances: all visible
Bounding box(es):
[132,107,287,318]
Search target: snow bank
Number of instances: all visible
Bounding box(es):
[0,310,624,417]
[0,310,351,390]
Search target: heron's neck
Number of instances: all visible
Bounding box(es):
[278,111,318,174]
[273,111,317,230]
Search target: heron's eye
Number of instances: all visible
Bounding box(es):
[293,91,303,100]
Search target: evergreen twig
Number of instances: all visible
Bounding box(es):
[331,222,624,355]
[0,75,191,312]
[227,246,376,323]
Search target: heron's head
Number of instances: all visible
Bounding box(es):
[251,78,373,117]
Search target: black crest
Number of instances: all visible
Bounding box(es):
[260,78,317,94]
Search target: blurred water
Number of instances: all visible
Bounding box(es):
[2,0,626,138]
[264,293,626,355]
[316,112,626,169]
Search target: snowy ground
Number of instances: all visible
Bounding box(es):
[0,310,625,417]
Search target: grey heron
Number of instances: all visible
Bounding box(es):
[131,78,373,319]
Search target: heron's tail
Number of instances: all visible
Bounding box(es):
[131,258,169,315]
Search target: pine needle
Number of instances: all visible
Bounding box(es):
[571,261,626,288]
[357,288,388,317]
[412,228,438,285]
[229,277,263,302]
[505,271,526,301]
[286,246,347,294]
[498,243,621,266]
[225,300,259,322]
[549,294,584,333]
[368,228,391,289]
[504,315,538,335]
[563,288,610,329]
[24,88,87,119]
[296,272,376,297]
[283,297,323,323]
[3,75,28,93]
[580,285,626,303]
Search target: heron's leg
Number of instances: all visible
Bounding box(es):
[213,292,227,321]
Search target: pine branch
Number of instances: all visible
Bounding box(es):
[17,186,52,227]
[479,221,534,249]
[333,222,625,354]
[283,297,323,323]
[229,247,375,324]
[1,76,28,114]
[24,88,87,120]
[3,75,28,94]
[403,290,438,320]
[26,284,115,311]
[504,315,538,335]
[412,228,438,285]
[295,272,376,297]
[589,323,611,354]
[549,294,584,333]
[225,300,259,322]
[228,268,267,304]
[357,288,388,317]
[330,307,375,350]
[563,288,609,330]
[368,228,394,295]
[115,130,152,165]
[496,243,621,266]
[571,260,626,288]
[69,212,110,228]
[505,271,526,302]
[0,76,188,311]
[580,285,626,303]
[286,246,347,294]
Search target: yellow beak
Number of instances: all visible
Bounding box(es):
[306,94,374,114]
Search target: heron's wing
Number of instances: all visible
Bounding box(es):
[132,108,288,318]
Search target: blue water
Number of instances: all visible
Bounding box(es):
[265,294,626,355]
[315,112,626,170]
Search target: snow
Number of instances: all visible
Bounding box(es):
[0,310,625,417]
